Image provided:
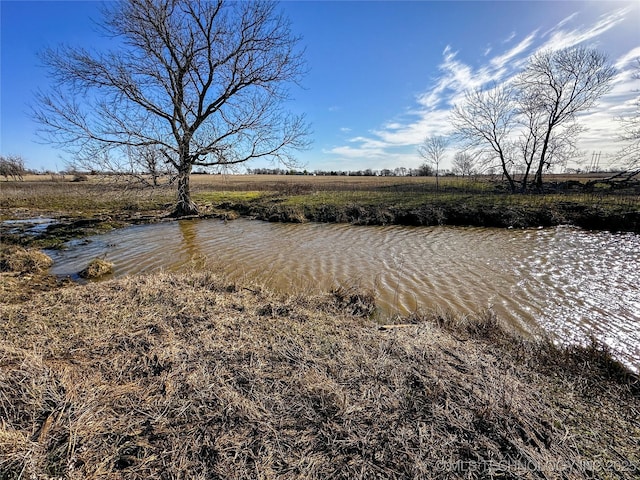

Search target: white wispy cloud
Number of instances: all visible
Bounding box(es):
[614,46,640,70]
[538,6,631,52]
[325,145,385,159]
[577,46,640,159]
[489,31,537,70]
[326,5,638,170]
[502,31,516,44]
[543,12,579,36]
[325,136,389,159]
[372,110,452,146]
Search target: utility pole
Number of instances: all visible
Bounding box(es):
[589,151,602,172]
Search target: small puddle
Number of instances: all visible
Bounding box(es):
[2,217,57,235]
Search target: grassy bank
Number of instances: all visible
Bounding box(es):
[1,269,638,479]
[0,179,173,248]
[209,190,640,231]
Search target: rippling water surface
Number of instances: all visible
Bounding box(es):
[47,219,640,370]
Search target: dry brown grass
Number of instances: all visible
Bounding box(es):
[0,245,68,305]
[1,270,638,479]
[0,177,173,220]
[0,245,53,273]
[78,258,114,279]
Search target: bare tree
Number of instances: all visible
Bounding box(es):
[451,85,517,191]
[615,58,640,178]
[453,47,615,192]
[127,144,174,187]
[515,104,583,190]
[394,166,408,177]
[514,46,615,190]
[451,151,476,177]
[34,0,309,216]
[514,96,545,190]
[417,135,449,190]
[0,155,26,181]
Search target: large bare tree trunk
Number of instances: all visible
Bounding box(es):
[173,165,198,217]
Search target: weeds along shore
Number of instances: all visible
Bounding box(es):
[1,260,639,478]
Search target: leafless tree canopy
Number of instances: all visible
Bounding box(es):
[451,85,517,190]
[417,135,448,190]
[0,155,26,181]
[515,46,614,189]
[452,46,615,192]
[451,152,476,176]
[34,0,309,216]
[616,58,640,176]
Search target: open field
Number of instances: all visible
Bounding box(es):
[11,171,622,187]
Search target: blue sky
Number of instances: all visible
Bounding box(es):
[1,0,639,173]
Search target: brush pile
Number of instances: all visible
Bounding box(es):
[1,271,638,479]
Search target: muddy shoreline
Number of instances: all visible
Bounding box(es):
[3,196,638,252]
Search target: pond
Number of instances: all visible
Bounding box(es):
[46,218,640,370]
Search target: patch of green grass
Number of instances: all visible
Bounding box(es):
[276,189,639,213]
[193,190,268,204]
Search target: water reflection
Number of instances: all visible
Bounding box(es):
[46,219,640,370]
[178,219,201,261]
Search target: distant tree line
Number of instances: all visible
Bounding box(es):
[246,166,442,177]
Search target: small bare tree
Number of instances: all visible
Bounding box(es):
[417,135,449,190]
[34,0,309,216]
[0,155,26,181]
[451,151,476,177]
[126,144,174,187]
